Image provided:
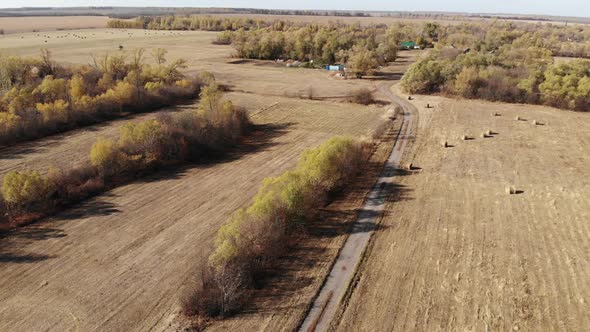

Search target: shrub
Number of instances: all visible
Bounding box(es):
[349,88,374,105]
[119,120,165,161]
[214,31,233,45]
[90,139,126,177]
[36,99,69,124]
[1,170,53,208]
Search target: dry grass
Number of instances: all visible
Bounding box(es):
[0,16,110,34]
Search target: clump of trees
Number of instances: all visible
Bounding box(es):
[181,136,369,318]
[0,84,250,227]
[0,49,201,145]
[402,23,590,111]
[225,23,406,77]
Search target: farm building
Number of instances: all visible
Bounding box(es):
[326,64,345,71]
[401,41,421,50]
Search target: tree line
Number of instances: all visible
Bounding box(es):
[108,16,289,32]
[0,49,201,145]
[181,136,369,320]
[0,83,250,228]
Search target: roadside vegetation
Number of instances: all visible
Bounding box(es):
[0,84,250,229]
[0,49,200,145]
[180,136,369,321]
[402,22,590,111]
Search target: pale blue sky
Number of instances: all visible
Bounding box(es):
[4,1,590,18]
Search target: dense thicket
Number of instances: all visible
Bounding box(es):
[181,136,369,318]
[402,22,590,111]
[0,84,250,228]
[0,49,200,145]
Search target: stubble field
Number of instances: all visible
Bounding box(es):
[0,27,407,331]
[334,88,590,331]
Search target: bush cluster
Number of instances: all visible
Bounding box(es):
[0,49,200,145]
[402,32,590,111]
[349,87,375,105]
[0,85,250,226]
[181,136,369,318]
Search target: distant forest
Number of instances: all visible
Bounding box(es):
[0,7,589,24]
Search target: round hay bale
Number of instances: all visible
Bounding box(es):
[481,132,487,138]
[486,130,492,136]
[532,120,538,125]
[516,116,521,121]
[405,162,413,171]
[506,186,516,195]
[441,140,448,148]
[461,135,467,140]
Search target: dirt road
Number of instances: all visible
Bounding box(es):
[298,84,416,332]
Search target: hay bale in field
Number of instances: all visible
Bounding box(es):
[486,130,492,136]
[405,162,413,171]
[492,112,501,116]
[481,132,487,138]
[442,140,449,148]
[506,186,516,195]
[516,116,522,121]
[532,120,538,125]
[461,135,468,140]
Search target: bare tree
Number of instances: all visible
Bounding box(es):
[152,48,167,65]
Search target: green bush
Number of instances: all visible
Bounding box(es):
[1,170,53,208]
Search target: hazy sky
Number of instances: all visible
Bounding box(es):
[5,1,590,18]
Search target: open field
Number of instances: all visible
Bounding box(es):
[334,88,590,331]
[0,23,421,331]
[0,16,110,34]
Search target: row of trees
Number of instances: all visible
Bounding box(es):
[181,136,369,318]
[108,16,290,32]
[402,25,590,111]
[1,84,250,227]
[0,49,200,145]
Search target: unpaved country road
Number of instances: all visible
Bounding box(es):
[298,84,416,332]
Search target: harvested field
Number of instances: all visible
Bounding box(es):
[0,23,420,331]
[0,91,389,331]
[334,88,590,331]
[0,16,110,34]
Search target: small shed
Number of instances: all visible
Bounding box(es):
[325,64,345,71]
[401,41,416,50]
